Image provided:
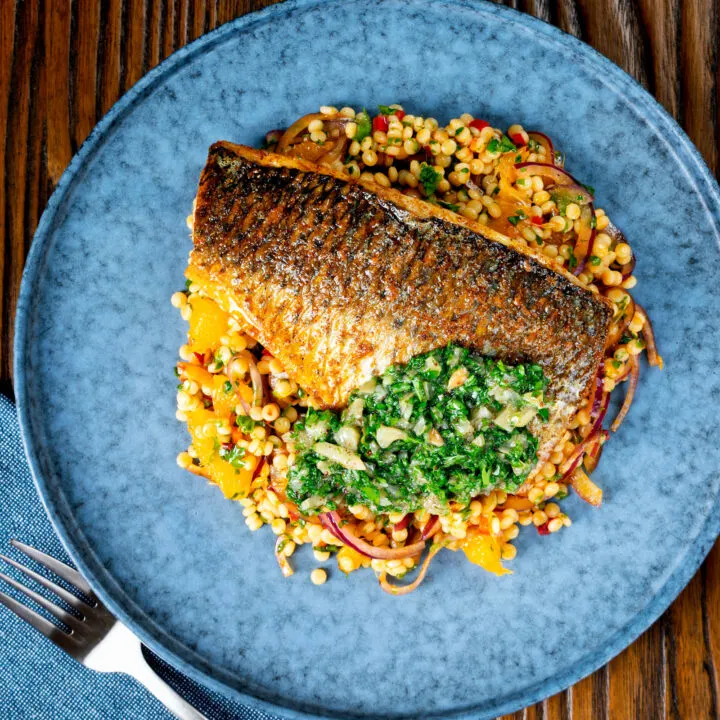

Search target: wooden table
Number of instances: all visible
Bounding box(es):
[1,1,718,717]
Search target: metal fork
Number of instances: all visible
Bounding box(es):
[0,540,208,719]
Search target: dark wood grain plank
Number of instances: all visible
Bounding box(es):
[162,0,177,59]
[571,666,609,719]
[665,572,718,719]
[45,0,72,184]
[98,0,123,117]
[609,621,666,718]
[680,0,719,173]
[123,0,148,91]
[72,0,100,148]
[705,544,720,718]
[556,0,581,38]
[2,2,720,719]
[3,0,41,385]
[0,0,16,395]
[576,0,649,86]
[637,0,681,119]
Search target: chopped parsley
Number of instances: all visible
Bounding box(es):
[589,255,601,266]
[287,344,550,515]
[219,444,246,469]
[567,249,578,270]
[581,183,596,196]
[354,110,371,142]
[236,415,257,433]
[438,200,460,212]
[419,164,442,196]
[223,380,233,394]
[508,210,527,226]
[377,104,395,115]
[487,135,516,154]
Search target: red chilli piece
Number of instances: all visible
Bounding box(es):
[394,110,406,121]
[531,216,544,226]
[373,115,389,133]
[537,522,550,536]
[510,132,526,146]
[469,119,490,131]
[193,352,205,364]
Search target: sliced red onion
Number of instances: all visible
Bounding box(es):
[605,294,636,350]
[246,355,264,407]
[394,514,411,532]
[319,511,426,560]
[526,131,554,161]
[277,112,325,152]
[636,305,663,368]
[590,363,605,416]
[572,204,597,275]
[378,544,442,596]
[274,536,294,578]
[559,452,584,484]
[264,129,284,146]
[514,162,594,202]
[587,391,610,440]
[421,515,440,540]
[610,355,639,432]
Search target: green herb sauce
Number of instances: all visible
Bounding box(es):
[287,344,549,515]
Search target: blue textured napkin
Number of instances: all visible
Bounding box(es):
[0,395,283,720]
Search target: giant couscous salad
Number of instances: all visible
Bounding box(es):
[173,104,662,595]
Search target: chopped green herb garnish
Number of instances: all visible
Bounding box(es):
[590,214,597,230]
[185,278,192,290]
[419,164,442,196]
[508,210,527,226]
[287,345,549,515]
[236,415,257,432]
[438,200,460,212]
[581,183,596,196]
[487,135,517,154]
[567,250,578,270]
[219,444,246,469]
[589,255,601,266]
[223,380,233,394]
[377,104,395,115]
[355,110,371,141]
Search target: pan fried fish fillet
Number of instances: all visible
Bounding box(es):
[188,142,613,462]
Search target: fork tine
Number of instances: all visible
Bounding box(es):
[0,587,81,656]
[0,553,91,612]
[0,570,87,633]
[10,540,93,597]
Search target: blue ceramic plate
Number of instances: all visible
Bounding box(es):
[14,1,720,718]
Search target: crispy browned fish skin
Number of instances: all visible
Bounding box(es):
[190,141,613,461]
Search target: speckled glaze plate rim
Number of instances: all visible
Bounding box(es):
[13,1,720,718]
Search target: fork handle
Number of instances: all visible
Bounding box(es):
[84,623,208,720]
